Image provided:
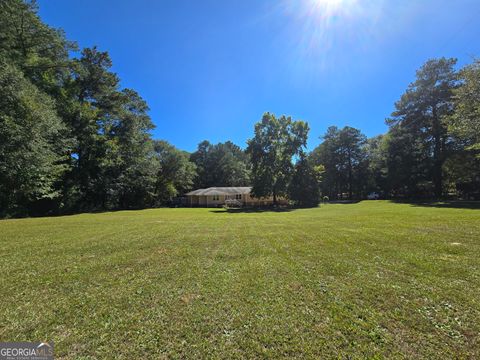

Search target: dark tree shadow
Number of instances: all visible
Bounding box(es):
[327,200,362,205]
[391,200,480,210]
[209,207,296,214]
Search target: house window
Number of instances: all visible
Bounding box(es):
[212,195,220,201]
[235,194,242,200]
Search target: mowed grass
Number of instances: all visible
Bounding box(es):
[1,202,479,359]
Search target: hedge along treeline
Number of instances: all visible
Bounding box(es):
[1,1,480,217]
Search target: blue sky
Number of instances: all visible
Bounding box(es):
[38,0,480,152]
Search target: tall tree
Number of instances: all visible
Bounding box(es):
[0,0,75,94]
[247,112,309,204]
[384,125,431,197]
[0,62,68,216]
[0,0,202,217]
[310,126,341,199]
[364,135,388,195]
[338,127,368,199]
[63,47,125,210]
[449,60,480,156]
[446,59,480,198]
[105,89,158,209]
[311,126,368,200]
[288,153,323,207]
[387,58,458,197]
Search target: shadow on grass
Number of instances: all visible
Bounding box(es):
[209,207,297,214]
[1,206,168,220]
[391,200,480,210]
[327,200,362,205]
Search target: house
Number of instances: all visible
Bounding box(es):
[185,187,286,207]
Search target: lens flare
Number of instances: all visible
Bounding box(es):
[309,0,359,19]
[278,0,384,72]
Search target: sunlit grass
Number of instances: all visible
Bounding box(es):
[1,201,479,358]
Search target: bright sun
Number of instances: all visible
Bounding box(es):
[309,0,357,18]
[279,0,377,69]
[312,0,346,8]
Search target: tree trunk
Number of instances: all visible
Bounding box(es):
[347,151,353,200]
[432,106,443,198]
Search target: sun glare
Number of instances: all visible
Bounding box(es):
[310,0,354,13]
[278,0,382,71]
[306,0,359,24]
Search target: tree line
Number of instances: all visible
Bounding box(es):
[1,1,479,217]
[310,58,480,202]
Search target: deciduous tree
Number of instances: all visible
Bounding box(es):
[247,112,309,204]
[154,141,196,203]
[288,154,323,207]
[190,141,249,188]
[0,62,68,216]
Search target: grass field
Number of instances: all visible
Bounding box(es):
[1,201,479,359]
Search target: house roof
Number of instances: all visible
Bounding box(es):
[185,187,252,196]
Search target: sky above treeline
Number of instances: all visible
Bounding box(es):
[38,0,480,152]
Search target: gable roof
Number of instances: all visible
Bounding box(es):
[185,187,252,196]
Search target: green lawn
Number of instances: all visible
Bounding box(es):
[1,201,479,359]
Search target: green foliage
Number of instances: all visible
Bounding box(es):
[288,154,323,207]
[308,58,479,200]
[444,60,480,197]
[247,112,309,203]
[383,124,432,197]
[387,58,458,197]
[364,135,388,193]
[450,60,480,155]
[190,140,249,188]
[0,0,76,93]
[1,0,480,217]
[311,126,368,200]
[57,48,160,211]
[105,89,158,209]
[0,1,189,216]
[154,140,196,203]
[0,61,68,216]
